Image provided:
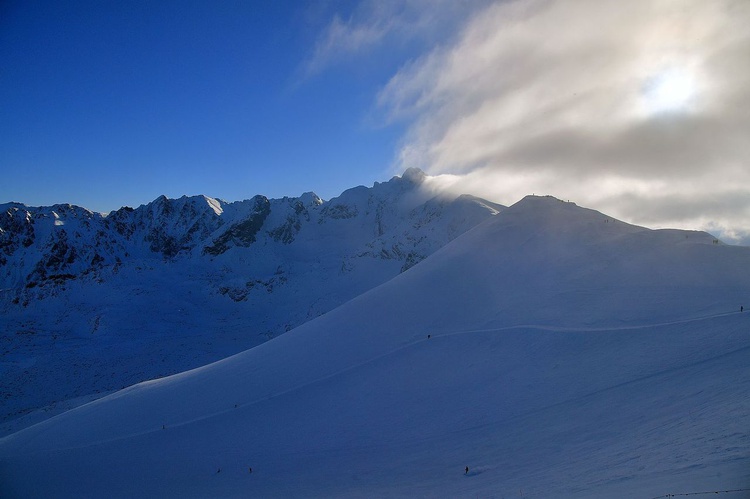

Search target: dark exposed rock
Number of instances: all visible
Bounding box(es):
[204,196,271,255]
[1,170,503,303]
[267,199,308,245]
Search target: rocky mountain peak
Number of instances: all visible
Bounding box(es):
[400,167,427,185]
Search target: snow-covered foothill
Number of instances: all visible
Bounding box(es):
[1,194,747,498]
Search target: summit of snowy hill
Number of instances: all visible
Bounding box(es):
[421,195,738,328]
[398,166,427,185]
[1,189,747,498]
[297,191,323,206]
[0,170,503,432]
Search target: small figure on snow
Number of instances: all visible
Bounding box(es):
[465,466,469,475]
[741,305,744,312]
[248,467,253,474]
[427,334,431,339]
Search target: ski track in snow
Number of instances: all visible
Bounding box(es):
[55,309,748,453]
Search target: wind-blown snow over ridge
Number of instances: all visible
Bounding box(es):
[0,168,500,295]
[1,194,748,498]
[0,170,503,431]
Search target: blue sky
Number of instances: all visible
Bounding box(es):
[1,1,412,211]
[2,1,750,243]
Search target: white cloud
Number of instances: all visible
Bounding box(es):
[304,0,495,76]
[305,13,391,75]
[373,0,750,244]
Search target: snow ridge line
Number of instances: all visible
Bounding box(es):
[428,309,746,339]
[650,487,750,498]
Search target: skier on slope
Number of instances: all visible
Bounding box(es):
[465,466,469,475]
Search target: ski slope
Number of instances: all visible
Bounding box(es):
[1,196,748,498]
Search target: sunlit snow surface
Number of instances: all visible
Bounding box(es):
[1,196,748,498]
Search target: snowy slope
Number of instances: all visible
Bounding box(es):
[0,169,502,430]
[1,195,748,498]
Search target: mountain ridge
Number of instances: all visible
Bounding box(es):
[0,169,503,430]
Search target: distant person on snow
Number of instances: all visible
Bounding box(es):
[465,466,469,475]
[741,306,744,312]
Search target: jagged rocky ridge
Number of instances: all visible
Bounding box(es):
[1,169,500,298]
[0,169,503,429]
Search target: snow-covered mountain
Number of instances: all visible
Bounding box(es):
[1,194,747,498]
[0,168,503,430]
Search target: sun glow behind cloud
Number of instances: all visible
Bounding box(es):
[641,69,697,115]
[366,0,750,244]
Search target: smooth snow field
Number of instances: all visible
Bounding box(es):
[1,196,749,498]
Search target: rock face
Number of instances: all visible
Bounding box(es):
[1,170,502,302]
[203,196,271,256]
[0,203,125,301]
[0,169,503,428]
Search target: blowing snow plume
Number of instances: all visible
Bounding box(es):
[375,0,750,244]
